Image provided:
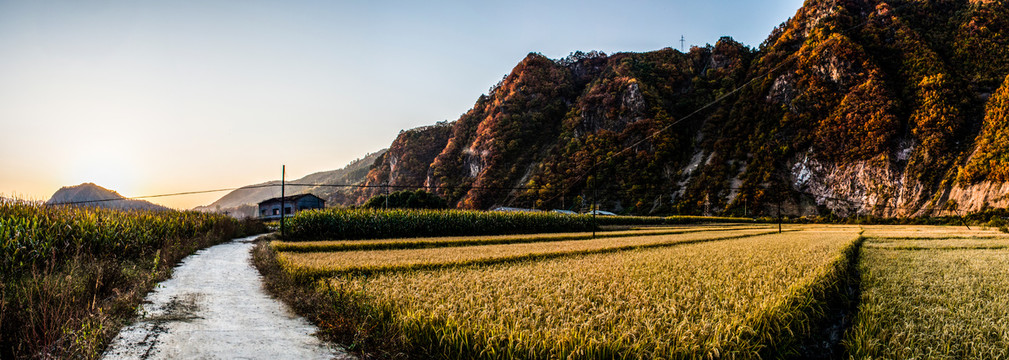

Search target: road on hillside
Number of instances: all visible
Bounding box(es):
[102,235,352,360]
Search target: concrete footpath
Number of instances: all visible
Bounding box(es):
[103,235,351,360]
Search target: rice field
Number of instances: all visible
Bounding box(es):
[277,227,781,277]
[860,224,1009,239]
[845,229,1009,359]
[270,225,761,252]
[864,237,1009,250]
[265,222,1009,358]
[272,225,863,358]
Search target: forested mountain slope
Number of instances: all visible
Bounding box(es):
[357,0,1009,217]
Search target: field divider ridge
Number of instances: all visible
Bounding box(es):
[865,244,1009,251]
[729,231,866,358]
[279,229,797,281]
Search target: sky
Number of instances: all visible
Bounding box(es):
[0,0,805,209]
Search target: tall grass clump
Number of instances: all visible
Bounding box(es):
[0,198,265,359]
[285,208,596,241]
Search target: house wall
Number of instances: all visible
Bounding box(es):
[295,196,324,210]
[258,196,325,219]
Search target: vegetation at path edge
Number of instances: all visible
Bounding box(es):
[0,199,265,359]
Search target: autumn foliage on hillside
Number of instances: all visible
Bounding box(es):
[961,75,1009,183]
[354,0,1009,216]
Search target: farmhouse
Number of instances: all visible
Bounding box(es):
[258,194,325,220]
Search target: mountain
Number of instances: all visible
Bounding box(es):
[351,0,1009,217]
[196,150,385,217]
[46,183,171,211]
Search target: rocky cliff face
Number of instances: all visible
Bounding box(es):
[354,0,1009,216]
[354,123,453,203]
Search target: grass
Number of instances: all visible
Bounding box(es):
[277,228,781,278]
[270,225,763,252]
[845,241,1009,359]
[0,199,265,359]
[269,227,862,358]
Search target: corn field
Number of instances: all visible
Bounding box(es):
[0,198,264,359]
[283,208,759,241]
[1,198,246,276]
[285,208,597,240]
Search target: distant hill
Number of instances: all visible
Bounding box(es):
[196,150,385,217]
[46,183,171,211]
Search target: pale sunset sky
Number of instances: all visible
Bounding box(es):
[0,0,805,209]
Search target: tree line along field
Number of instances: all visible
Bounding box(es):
[260,213,1009,359]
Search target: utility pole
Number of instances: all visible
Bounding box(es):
[384,183,389,210]
[592,167,598,239]
[956,209,972,230]
[280,165,286,239]
[680,35,686,52]
[777,200,782,233]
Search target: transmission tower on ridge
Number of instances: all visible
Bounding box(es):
[680,35,685,52]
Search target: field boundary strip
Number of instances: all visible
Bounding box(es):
[867,235,1006,241]
[733,232,865,357]
[864,235,1009,251]
[279,229,796,279]
[271,226,765,252]
[864,244,1009,251]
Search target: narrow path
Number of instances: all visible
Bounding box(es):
[103,235,351,360]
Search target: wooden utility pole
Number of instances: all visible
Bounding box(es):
[280,165,286,238]
[777,200,782,233]
[955,209,972,230]
[592,167,598,239]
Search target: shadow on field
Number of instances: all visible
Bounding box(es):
[786,237,864,360]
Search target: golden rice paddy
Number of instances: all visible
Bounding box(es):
[846,241,1009,359]
[274,222,1009,358]
[271,225,762,252]
[277,228,780,276]
[279,226,861,358]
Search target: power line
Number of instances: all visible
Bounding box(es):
[536,0,919,211]
[48,2,931,215]
[535,51,801,209]
[284,183,536,191]
[44,182,543,207]
[46,185,276,204]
